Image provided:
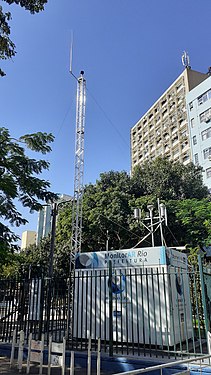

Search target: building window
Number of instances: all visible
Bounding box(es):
[193,135,197,145]
[201,127,211,141]
[199,108,211,123]
[191,118,195,128]
[198,89,211,105]
[206,168,211,178]
[189,102,193,110]
[194,153,199,164]
[203,147,211,159]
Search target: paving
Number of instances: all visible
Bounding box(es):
[0,356,113,375]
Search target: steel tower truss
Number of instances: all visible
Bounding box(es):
[71,71,86,258]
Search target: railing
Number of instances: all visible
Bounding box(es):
[112,354,211,375]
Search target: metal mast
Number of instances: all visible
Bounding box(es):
[67,69,86,341]
[71,70,86,257]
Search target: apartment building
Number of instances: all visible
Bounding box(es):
[131,68,208,172]
[36,194,72,245]
[21,231,36,250]
[186,75,211,191]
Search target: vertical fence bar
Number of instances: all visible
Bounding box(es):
[125,268,129,355]
[157,268,163,356]
[115,270,118,354]
[140,268,146,356]
[108,260,113,357]
[120,270,123,355]
[188,268,196,355]
[146,268,151,356]
[151,268,157,357]
[81,271,84,350]
[135,268,140,356]
[103,269,107,353]
[181,270,189,353]
[130,268,135,355]
[168,269,176,359]
[97,337,101,375]
[198,255,209,333]
[94,270,97,351]
[99,270,102,344]
[87,337,91,375]
[192,269,203,352]
[90,270,93,347]
[174,266,183,355]
[70,351,74,375]
[162,268,170,357]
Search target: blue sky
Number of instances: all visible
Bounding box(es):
[1,0,211,237]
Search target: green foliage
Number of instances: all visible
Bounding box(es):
[132,157,208,200]
[18,237,51,278]
[56,163,210,254]
[57,171,138,252]
[0,127,57,254]
[169,198,211,248]
[0,0,48,76]
[17,158,211,278]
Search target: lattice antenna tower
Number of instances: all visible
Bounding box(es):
[67,39,86,340]
[69,33,86,261]
[71,70,86,258]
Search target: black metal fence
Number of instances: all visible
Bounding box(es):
[0,264,209,359]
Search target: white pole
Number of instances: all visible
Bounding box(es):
[70,351,74,375]
[26,333,32,374]
[97,338,101,375]
[48,335,52,375]
[39,334,44,375]
[18,330,24,372]
[62,336,66,375]
[10,328,16,367]
[87,337,91,375]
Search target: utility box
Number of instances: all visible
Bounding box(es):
[74,246,193,347]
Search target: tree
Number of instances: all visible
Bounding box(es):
[57,171,140,252]
[0,127,57,259]
[0,0,48,76]
[57,162,209,256]
[15,160,210,278]
[168,198,211,248]
[131,157,208,200]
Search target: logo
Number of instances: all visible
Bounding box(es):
[109,273,126,295]
[75,252,99,269]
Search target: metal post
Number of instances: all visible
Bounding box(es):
[46,202,58,342]
[108,260,113,357]
[18,330,24,372]
[97,338,101,375]
[70,351,74,375]
[148,207,154,247]
[198,255,210,332]
[49,202,58,278]
[87,337,91,375]
[106,230,109,252]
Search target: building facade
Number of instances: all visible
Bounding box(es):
[36,204,52,245]
[36,194,72,245]
[21,231,36,250]
[186,75,211,191]
[131,68,208,173]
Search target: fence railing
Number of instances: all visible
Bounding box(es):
[111,353,211,375]
[0,264,209,359]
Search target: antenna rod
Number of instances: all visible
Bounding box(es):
[70,31,73,74]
